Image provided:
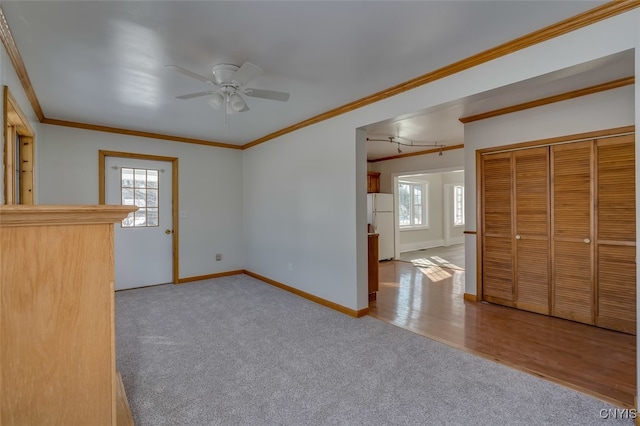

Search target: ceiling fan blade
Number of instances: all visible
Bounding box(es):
[175,91,215,100]
[165,65,214,84]
[232,62,263,86]
[243,88,290,102]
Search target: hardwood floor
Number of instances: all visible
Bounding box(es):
[398,243,465,269]
[369,259,636,408]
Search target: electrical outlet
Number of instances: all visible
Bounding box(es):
[216,253,222,261]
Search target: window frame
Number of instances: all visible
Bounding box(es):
[453,184,465,227]
[398,180,429,230]
[120,167,160,228]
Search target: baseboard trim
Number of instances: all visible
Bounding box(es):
[463,293,477,302]
[243,270,368,318]
[177,269,244,284]
[399,239,445,253]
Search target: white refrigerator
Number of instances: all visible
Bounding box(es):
[367,193,394,261]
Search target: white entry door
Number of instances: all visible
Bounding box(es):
[105,156,174,290]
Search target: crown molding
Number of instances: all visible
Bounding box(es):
[459,76,635,124]
[42,118,242,149]
[0,7,45,122]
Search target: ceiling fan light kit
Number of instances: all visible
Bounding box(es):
[229,93,245,112]
[208,93,224,109]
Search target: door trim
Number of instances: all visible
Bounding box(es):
[98,150,179,284]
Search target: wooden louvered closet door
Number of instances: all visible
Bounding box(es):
[551,141,594,325]
[481,133,635,334]
[596,135,636,334]
[482,152,515,306]
[514,147,550,315]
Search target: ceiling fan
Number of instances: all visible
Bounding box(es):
[166,62,290,114]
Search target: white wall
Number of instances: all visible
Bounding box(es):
[243,121,364,309]
[242,9,639,314]
[37,125,245,279]
[464,85,635,295]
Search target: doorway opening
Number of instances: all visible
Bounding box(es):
[394,169,465,271]
[3,86,35,205]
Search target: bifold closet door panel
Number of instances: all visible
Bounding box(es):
[551,141,594,325]
[597,245,635,333]
[514,147,550,315]
[482,152,515,306]
[596,135,636,334]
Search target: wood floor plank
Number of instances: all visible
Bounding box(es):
[369,258,636,408]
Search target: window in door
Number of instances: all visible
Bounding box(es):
[120,167,159,227]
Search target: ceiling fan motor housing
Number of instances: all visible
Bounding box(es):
[212,64,241,86]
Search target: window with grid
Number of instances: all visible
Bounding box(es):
[454,185,465,226]
[120,168,159,227]
[398,181,428,228]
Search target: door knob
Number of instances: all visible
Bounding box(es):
[165,229,172,235]
[515,235,521,240]
[584,238,591,244]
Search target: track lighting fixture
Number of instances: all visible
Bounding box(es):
[366,136,446,155]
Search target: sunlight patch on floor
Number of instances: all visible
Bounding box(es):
[418,265,452,282]
[410,256,463,271]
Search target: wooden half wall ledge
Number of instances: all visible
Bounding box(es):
[244,270,369,318]
[0,204,137,226]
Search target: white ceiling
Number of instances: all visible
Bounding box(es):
[3,1,626,160]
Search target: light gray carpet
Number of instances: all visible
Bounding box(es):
[116,274,632,425]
